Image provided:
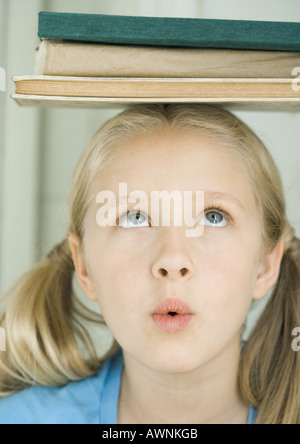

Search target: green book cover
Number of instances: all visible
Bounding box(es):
[38,12,300,51]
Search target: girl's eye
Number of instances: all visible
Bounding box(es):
[118,210,150,228]
[117,208,229,229]
[203,210,228,227]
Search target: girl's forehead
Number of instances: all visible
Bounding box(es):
[99,131,248,188]
[94,131,258,215]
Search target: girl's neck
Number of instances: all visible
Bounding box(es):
[118,337,249,424]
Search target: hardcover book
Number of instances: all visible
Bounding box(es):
[38,12,300,51]
[35,40,300,78]
[13,76,300,100]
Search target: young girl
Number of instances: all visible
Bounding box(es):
[0,104,299,424]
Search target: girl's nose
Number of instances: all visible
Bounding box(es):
[151,229,194,281]
[154,265,191,280]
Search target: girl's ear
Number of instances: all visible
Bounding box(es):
[68,233,98,302]
[253,238,285,301]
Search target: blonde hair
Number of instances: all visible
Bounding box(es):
[0,104,299,424]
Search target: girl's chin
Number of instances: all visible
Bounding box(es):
[146,357,203,375]
[130,343,208,374]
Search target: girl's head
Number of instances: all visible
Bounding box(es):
[1,104,299,424]
[69,104,286,370]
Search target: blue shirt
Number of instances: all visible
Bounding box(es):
[0,348,256,424]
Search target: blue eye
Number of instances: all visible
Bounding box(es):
[118,210,150,228]
[117,207,230,229]
[204,210,227,227]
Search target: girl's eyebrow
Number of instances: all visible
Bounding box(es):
[204,191,245,210]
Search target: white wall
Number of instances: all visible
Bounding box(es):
[202,0,300,21]
[0,0,42,294]
[0,0,7,287]
[0,1,299,341]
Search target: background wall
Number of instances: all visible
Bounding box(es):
[0,0,299,341]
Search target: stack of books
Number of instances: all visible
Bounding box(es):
[12,12,300,109]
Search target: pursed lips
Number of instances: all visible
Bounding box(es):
[152,298,193,333]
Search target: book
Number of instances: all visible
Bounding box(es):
[38,12,300,52]
[11,94,300,112]
[35,40,300,79]
[13,76,300,100]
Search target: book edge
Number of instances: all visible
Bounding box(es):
[12,75,294,83]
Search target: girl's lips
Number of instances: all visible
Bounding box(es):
[152,298,193,333]
[153,297,193,315]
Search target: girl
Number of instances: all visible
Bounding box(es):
[0,104,299,424]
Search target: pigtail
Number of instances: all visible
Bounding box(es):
[239,236,300,424]
[0,239,116,398]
